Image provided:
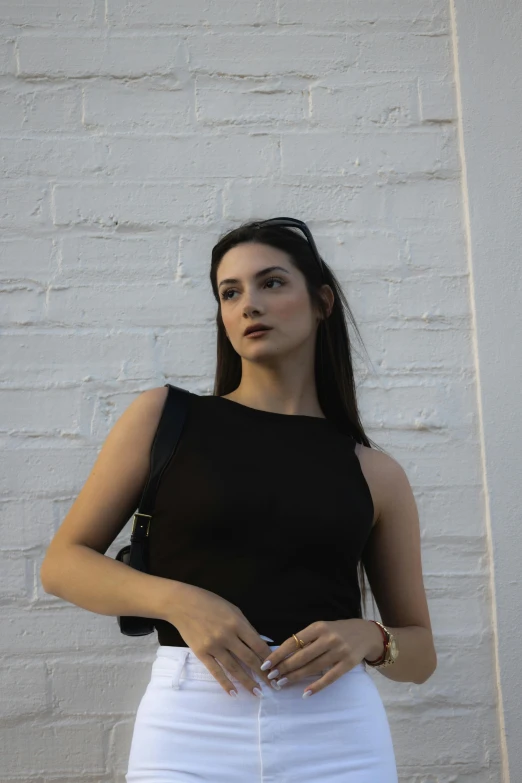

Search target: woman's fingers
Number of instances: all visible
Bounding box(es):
[202,651,263,697]
[201,631,280,697]
[232,638,280,690]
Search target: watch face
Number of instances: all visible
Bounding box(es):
[390,638,398,659]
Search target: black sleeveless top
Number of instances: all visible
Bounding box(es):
[149,392,374,647]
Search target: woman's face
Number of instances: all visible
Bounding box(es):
[217,242,331,362]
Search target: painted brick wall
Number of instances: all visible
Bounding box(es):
[0,1,501,780]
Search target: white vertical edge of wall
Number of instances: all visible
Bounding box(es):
[451,0,522,778]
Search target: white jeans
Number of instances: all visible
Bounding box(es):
[125,639,398,783]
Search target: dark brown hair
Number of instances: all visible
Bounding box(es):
[209,219,385,619]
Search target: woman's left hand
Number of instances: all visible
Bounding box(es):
[259,619,382,697]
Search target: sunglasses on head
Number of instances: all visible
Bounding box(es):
[252,217,326,279]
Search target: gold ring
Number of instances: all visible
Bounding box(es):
[293,633,306,650]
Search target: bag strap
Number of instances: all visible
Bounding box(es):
[130,383,191,545]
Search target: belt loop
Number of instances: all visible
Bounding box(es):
[171,650,190,690]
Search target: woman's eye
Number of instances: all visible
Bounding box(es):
[220,277,284,301]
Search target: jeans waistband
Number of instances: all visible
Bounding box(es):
[152,641,366,689]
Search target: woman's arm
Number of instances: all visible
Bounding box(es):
[357,445,437,685]
[41,541,190,623]
[363,619,436,685]
[40,386,188,624]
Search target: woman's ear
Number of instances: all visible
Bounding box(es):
[319,284,335,319]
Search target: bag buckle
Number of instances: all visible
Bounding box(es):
[131,512,152,537]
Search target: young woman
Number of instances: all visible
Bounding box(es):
[41,217,437,782]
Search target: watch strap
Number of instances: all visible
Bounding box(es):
[364,620,390,667]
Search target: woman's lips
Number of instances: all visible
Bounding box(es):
[245,328,272,338]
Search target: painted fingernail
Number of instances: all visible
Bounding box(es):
[267,669,279,680]
[276,677,288,687]
[253,687,263,698]
[229,690,238,698]
[270,680,281,691]
[260,661,272,671]
[302,690,313,699]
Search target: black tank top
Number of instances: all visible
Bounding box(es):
[149,392,374,647]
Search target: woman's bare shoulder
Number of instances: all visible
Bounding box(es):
[353,441,406,530]
[41,385,170,562]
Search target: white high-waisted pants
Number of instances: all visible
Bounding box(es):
[125,638,398,783]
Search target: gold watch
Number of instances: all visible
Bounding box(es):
[364,620,399,668]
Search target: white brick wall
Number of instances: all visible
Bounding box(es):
[0,0,508,780]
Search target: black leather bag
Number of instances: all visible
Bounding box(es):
[114,383,191,636]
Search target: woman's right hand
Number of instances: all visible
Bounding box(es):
[166,583,278,697]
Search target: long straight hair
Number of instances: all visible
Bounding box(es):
[209,219,385,619]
